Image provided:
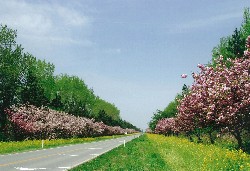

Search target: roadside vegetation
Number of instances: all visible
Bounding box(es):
[0,24,140,142]
[71,134,170,171]
[148,8,250,152]
[71,134,250,171]
[0,134,130,155]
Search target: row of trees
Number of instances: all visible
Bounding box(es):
[155,53,250,148]
[0,25,140,140]
[6,105,138,140]
[149,8,250,150]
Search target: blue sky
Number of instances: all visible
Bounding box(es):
[0,0,249,130]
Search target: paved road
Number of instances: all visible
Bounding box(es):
[0,134,141,171]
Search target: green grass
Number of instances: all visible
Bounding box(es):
[71,134,250,171]
[71,134,170,171]
[0,134,130,154]
[150,134,250,171]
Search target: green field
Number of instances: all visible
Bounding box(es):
[71,134,250,171]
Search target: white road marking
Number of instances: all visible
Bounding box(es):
[1,135,139,171]
[15,167,46,170]
[70,154,78,157]
[58,166,70,169]
[87,147,102,150]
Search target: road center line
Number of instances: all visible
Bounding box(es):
[14,167,47,170]
[0,147,86,167]
[87,147,102,150]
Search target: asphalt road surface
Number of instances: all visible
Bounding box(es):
[0,134,141,171]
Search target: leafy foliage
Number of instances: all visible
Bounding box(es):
[21,54,53,107]
[212,8,250,63]
[0,25,25,133]
[92,98,120,121]
[51,74,95,118]
[0,24,140,140]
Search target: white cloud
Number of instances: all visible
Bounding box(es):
[0,0,92,47]
[56,5,89,27]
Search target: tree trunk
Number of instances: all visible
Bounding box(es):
[209,131,215,144]
[196,134,202,143]
[188,134,193,142]
[233,130,243,150]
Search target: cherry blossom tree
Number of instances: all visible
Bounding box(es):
[155,118,177,135]
[176,36,250,148]
[5,105,138,140]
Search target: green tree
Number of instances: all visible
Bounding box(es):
[228,28,245,58]
[54,74,95,117]
[241,8,250,39]
[95,110,114,125]
[0,25,24,134]
[212,8,250,63]
[21,54,51,106]
[149,100,178,131]
[34,59,55,102]
[0,24,138,140]
[92,98,120,121]
[148,110,164,131]
[212,37,233,62]
[117,119,140,131]
[148,84,188,131]
[21,69,48,106]
[50,92,63,110]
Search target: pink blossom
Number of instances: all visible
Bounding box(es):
[6,105,138,139]
[197,63,205,70]
[181,74,187,78]
[172,36,250,136]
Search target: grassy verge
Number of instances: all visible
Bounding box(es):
[187,132,250,153]
[149,134,250,171]
[0,134,131,155]
[71,133,170,171]
[71,134,250,171]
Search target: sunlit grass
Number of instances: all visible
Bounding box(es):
[148,134,250,171]
[71,134,250,171]
[0,134,129,154]
[71,134,170,171]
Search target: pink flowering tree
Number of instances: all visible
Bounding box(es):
[155,118,177,135]
[176,36,250,148]
[5,105,138,140]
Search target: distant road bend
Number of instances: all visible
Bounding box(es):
[0,134,141,171]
